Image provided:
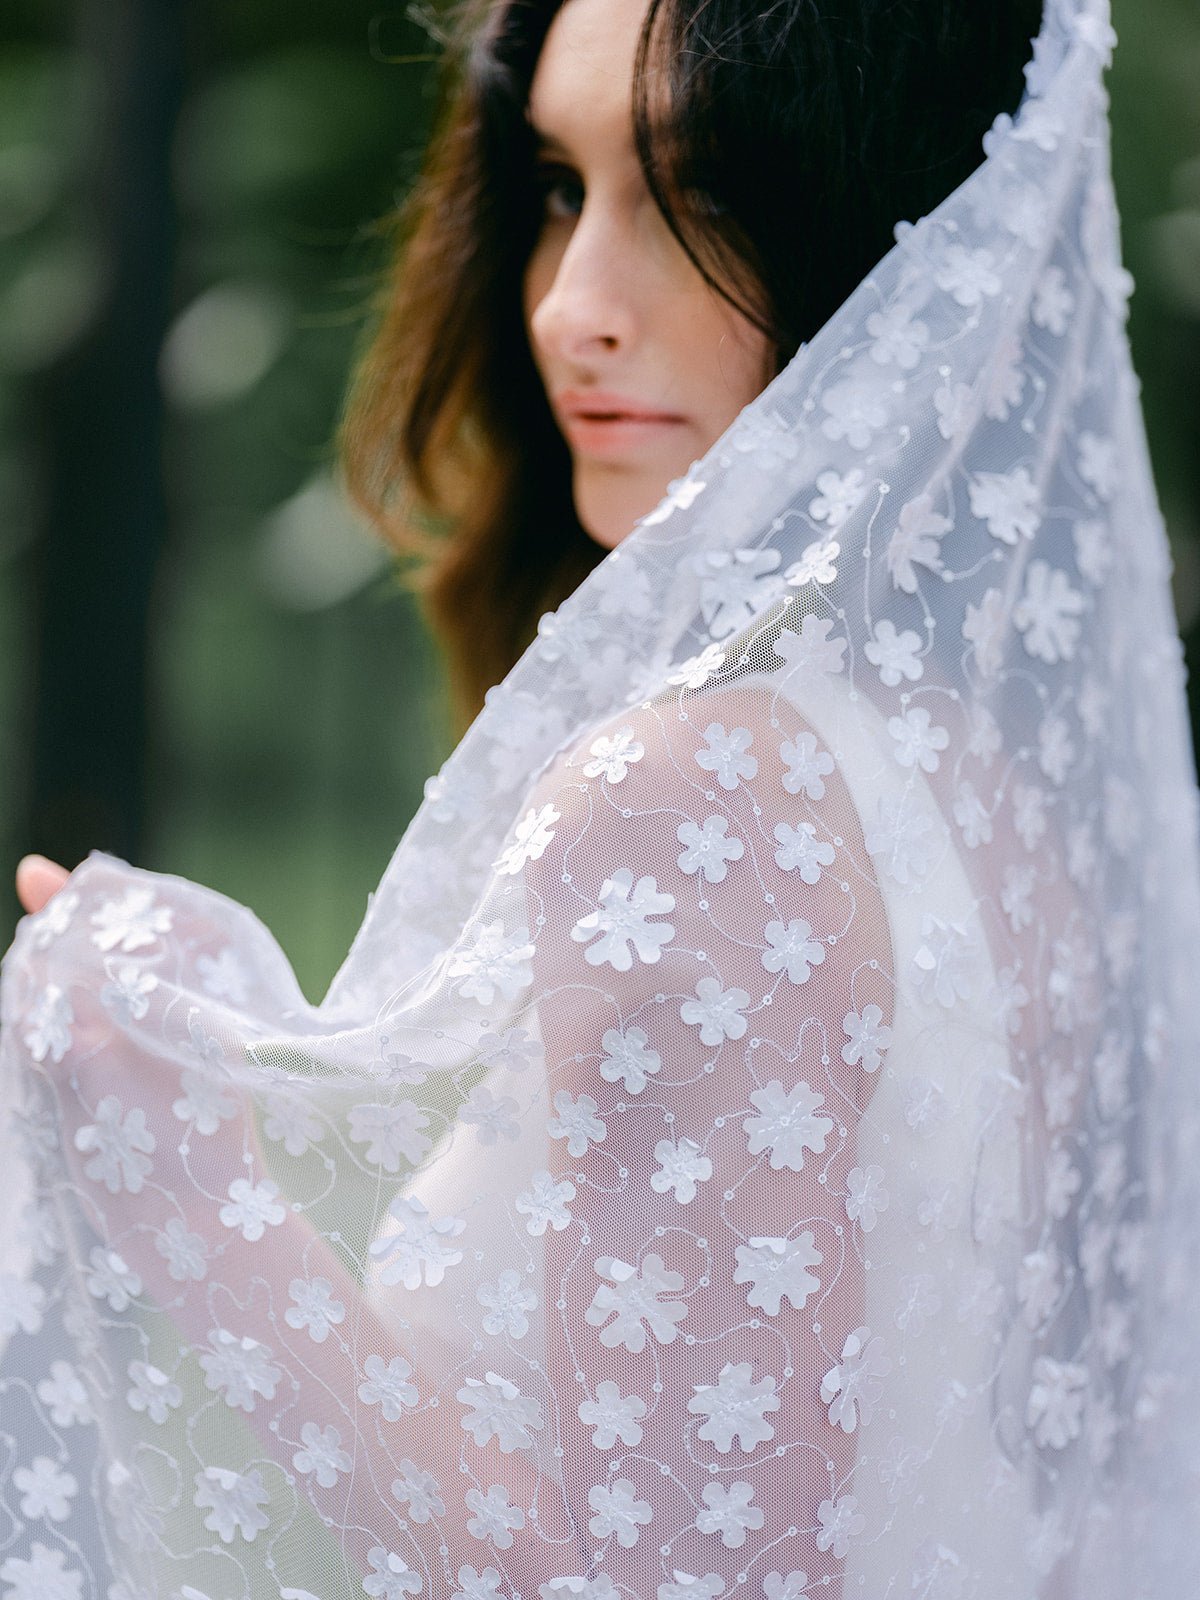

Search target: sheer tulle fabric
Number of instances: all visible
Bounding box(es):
[4,3,1200,1597]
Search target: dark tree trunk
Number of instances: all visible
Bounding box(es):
[21,0,186,870]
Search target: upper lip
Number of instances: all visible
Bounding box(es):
[555,389,685,423]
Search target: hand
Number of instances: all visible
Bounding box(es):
[5,854,485,1577]
[15,853,71,915]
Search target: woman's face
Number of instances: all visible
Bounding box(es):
[522,0,774,550]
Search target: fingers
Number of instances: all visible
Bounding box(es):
[15,854,72,915]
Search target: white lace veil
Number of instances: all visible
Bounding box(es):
[4,1,1200,1596]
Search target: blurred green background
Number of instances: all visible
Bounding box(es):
[0,0,1197,1003]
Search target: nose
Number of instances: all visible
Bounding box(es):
[527,205,639,368]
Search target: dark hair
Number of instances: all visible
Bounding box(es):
[338,0,1042,734]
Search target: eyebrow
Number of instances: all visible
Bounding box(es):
[526,115,575,160]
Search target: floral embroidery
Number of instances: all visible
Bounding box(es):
[465,1483,526,1546]
[651,1137,713,1203]
[688,1362,780,1452]
[585,1254,688,1351]
[820,1328,892,1432]
[457,1371,544,1453]
[695,1481,764,1548]
[0,16,1185,1596]
[588,1478,653,1547]
[370,1195,466,1287]
[578,1382,647,1450]
[677,815,746,883]
[680,977,751,1046]
[743,1080,834,1172]
[732,1234,822,1314]
[571,869,676,969]
[72,1096,155,1194]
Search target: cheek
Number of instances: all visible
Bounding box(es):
[712,305,776,409]
[663,285,774,421]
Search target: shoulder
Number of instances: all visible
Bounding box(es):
[520,672,897,998]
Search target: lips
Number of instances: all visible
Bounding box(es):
[554,390,688,459]
[556,389,685,425]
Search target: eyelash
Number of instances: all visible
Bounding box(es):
[533,162,585,222]
[530,161,728,227]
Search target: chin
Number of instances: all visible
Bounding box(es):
[581,519,625,552]
[575,476,667,551]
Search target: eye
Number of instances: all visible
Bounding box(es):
[533,161,585,222]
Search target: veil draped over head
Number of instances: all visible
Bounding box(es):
[4,1,1200,1596]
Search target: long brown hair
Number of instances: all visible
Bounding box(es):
[337,0,1040,735]
[337,2,600,737]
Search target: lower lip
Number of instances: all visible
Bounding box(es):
[561,415,687,457]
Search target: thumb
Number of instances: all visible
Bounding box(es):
[16,854,72,916]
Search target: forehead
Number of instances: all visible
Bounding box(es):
[526,0,654,150]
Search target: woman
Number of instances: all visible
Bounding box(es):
[335,0,1043,727]
[6,1,1200,1598]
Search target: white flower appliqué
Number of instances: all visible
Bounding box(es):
[779,731,835,799]
[842,1004,893,1071]
[571,870,675,970]
[477,1269,537,1339]
[199,1329,282,1414]
[495,802,561,875]
[219,1184,288,1241]
[588,1479,653,1547]
[651,1138,713,1203]
[90,887,173,953]
[694,548,783,640]
[820,1327,893,1433]
[761,918,827,985]
[680,978,751,1046]
[743,1080,834,1172]
[583,727,646,783]
[578,1381,647,1449]
[695,1481,764,1549]
[457,1371,544,1453]
[677,815,745,883]
[865,620,924,686]
[585,1254,688,1352]
[694,723,758,789]
[194,1465,270,1544]
[547,1091,606,1157]
[772,617,848,684]
[599,1025,662,1092]
[23,985,74,1065]
[688,1362,780,1453]
[732,1235,822,1315]
[449,920,536,1004]
[369,1195,466,1288]
[465,1483,526,1547]
[358,1354,419,1420]
[1013,560,1085,664]
[73,1096,155,1195]
[515,1169,576,1236]
[772,822,835,884]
